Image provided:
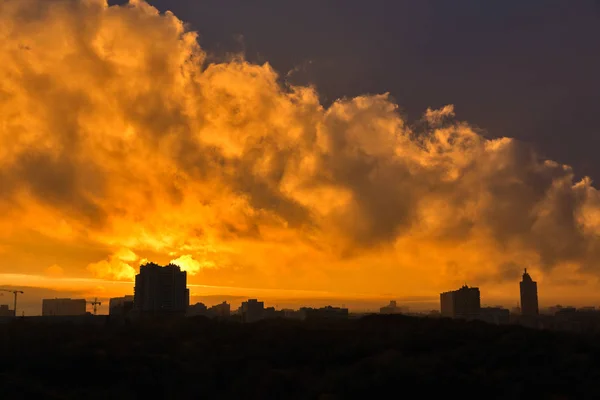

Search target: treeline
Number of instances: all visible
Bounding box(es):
[0,315,599,399]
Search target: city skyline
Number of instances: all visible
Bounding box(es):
[2,1,600,308]
[0,263,593,317]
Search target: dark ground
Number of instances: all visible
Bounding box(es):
[0,315,598,399]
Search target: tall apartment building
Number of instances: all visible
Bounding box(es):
[42,298,87,316]
[440,285,481,319]
[133,263,189,316]
[240,299,264,323]
[520,268,539,316]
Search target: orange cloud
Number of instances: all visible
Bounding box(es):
[170,254,216,275]
[86,249,138,281]
[1,0,599,305]
[45,265,64,277]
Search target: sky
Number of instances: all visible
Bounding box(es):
[1,0,600,315]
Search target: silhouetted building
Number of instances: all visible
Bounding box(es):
[548,307,600,333]
[42,298,87,316]
[187,301,231,318]
[208,302,230,318]
[440,285,481,319]
[264,306,285,319]
[479,307,510,325]
[240,299,264,323]
[133,263,189,316]
[109,296,134,317]
[545,305,571,315]
[282,308,304,319]
[301,306,349,320]
[555,306,577,316]
[0,305,12,317]
[380,300,408,314]
[520,268,539,317]
[187,302,208,317]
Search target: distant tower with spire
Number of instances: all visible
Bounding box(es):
[520,268,539,316]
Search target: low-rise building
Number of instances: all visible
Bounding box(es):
[264,306,284,319]
[42,298,87,316]
[380,300,408,314]
[208,302,230,318]
[109,296,135,317]
[0,305,13,317]
[282,309,304,320]
[187,302,208,317]
[301,306,349,320]
[479,307,510,325]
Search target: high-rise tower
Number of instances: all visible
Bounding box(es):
[134,263,189,316]
[519,268,539,316]
[440,285,481,319]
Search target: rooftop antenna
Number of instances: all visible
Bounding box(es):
[87,297,102,315]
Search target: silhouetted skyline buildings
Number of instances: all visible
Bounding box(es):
[3,260,600,337]
[134,263,190,316]
[520,268,539,317]
[0,261,588,329]
[435,269,546,329]
[187,301,231,318]
[41,298,86,316]
[109,295,134,316]
[380,300,408,314]
[0,305,12,317]
[301,306,349,320]
[240,298,265,323]
[440,285,481,319]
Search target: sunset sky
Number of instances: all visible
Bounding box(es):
[1,0,600,315]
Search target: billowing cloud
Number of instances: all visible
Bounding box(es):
[1,0,600,301]
[87,258,135,281]
[113,248,138,263]
[170,254,216,275]
[87,248,138,281]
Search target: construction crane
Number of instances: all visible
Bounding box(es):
[87,297,101,315]
[0,289,24,317]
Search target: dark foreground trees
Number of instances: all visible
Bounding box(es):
[0,315,599,399]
